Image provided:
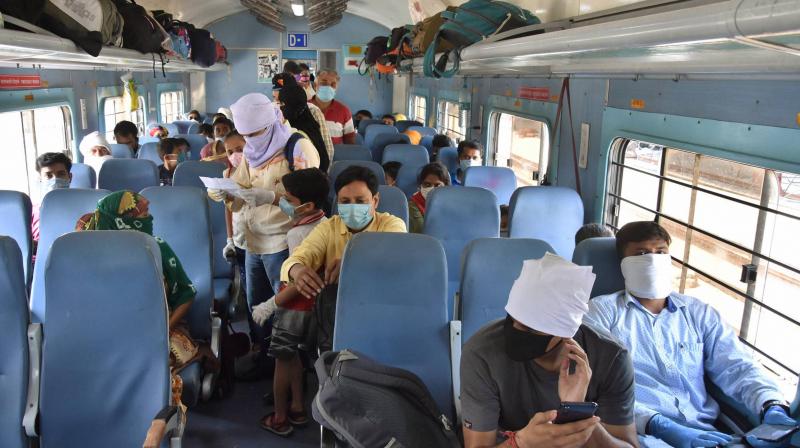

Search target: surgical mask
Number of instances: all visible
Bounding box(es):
[620,253,673,299]
[179,151,187,162]
[460,158,481,171]
[503,316,560,362]
[279,197,300,219]
[40,177,70,195]
[228,152,243,168]
[338,203,372,231]
[86,155,112,174]
[317,86,336,102]
[304,86,316,101]
[420,186,434,200]
[215,136,225,143]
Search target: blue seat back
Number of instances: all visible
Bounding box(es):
[382,144,430,197]
[97,159,159,193]
[137,142,162,165]
[139,136,160,145]
[463,166,517,206]
[0,191,32,287]
[423,187,500,317]
[141,186,213,340]
[30,188,111,322]
[395,120,420,132]
[0,237,28,448]
[364,124,398,150]
[40,231,169,448]
[173,161,231,279]
[460,238,554,341]
[357,118,382,136]
[572,237,625,298]
[174,134,209,161]
[109,143,133,159]
[420,135,434,151]
[172,120,197,134]
[334,233,453,419]
[70,163,96,189]
[328,161,386,200]
[332,144,372,163]
[150,122,179,137]
[408,126,437,136]
[370,133,410,164]
[354,133,364,146]
[438,147,459,179]
[332,185,409,229]
[509,186,584,259]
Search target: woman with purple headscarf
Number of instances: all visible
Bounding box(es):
[207,93,320,379]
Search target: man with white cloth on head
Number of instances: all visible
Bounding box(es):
[461,253,639,448]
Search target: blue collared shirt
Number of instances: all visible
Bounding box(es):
[584,290,784,434]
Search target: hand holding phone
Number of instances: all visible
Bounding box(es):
[745,423,799,446]
[554,401,599,424]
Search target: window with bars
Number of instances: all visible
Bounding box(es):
[437,100,468,143]
[159,90,184,123]
[409,95,427,125]
[605,139,800,386]
[0,106,73,196]
[103,95,146,141]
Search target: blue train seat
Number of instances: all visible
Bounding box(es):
[137,142,162,165]
[98,159,159,192]
[333,185,409,229]
[420,135,434,152]
[38,231,182,447]
[141,186,220,406]
[150,122,180,137]
[364,124,397,150]
[357,118,382,136]
[438,147,459,179]
[109,143,133,159]
[382,144,430,197]
[332,144,372,163]
[463,166,517,206]
[571,237,625,298]
[30,188,111,322]
[174,134,208,161]
[0,237,29,448]
[334,232,453,420]
[69,163,96,189]
[395,120,420,132]
[423,186,500,318]
[0,191,32,288]
[408,126,437,137]
[370,132,410,164]
[509,186,584,259]
[172,120,199,134]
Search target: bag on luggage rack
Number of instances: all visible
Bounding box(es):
[312,349,460,448]
[423,0,541,78]
[113,0,171,54]
[0,0,46,25]
[408,6,457,56]
[187,25,218,67]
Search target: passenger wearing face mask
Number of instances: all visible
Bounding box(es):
[187,110,202,122]
[584,221,796,448]
[280,165,406,300]
[461,253,638,448]
[408,162,450,233]
[32,152,73,256]
[157,138,187,186]
[208,92,320,373]
[311,69,356,145]
[273,73,333,165]
[200,117,234,162]
[455,140,482,185]
[78,131,113,178]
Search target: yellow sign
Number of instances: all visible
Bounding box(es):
[631,99,646,109]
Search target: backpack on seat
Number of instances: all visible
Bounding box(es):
[423,0,540,78]
[312,350,460,448]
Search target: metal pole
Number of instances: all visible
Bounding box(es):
[679,153,701,293]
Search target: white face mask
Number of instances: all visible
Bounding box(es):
[419,186,434,200]
[620,253,674,299]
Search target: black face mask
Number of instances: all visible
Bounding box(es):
[503,315,558,362]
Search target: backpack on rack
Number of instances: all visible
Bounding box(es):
[312,350,461,448]
[408,6,458,56]
[364,35,389,66]
[187,25,218,67]
[0,0,46,26]
[113,0,171,54]
[423,0,541,78]
[151,12,193,60]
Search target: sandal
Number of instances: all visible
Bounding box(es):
[259,413,293,437]
[288,410,309,426]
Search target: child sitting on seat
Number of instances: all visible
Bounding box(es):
[382,161,402,187]
[157,138,186,186]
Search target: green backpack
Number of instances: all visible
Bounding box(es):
[423,0,540,78]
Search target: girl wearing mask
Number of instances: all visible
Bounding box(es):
[79,131,112,177]
[200,117,234,162]
[408,162,451,233]
[208,93,320,373]
[279,84,331,172]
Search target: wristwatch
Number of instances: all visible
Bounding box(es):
[760,400,791,422]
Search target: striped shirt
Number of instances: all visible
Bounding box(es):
[313,98,355,145]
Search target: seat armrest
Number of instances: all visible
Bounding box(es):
[143,405,185,448]
[449,320,462,425]
[23,323,42,437]
[210,314,222,358]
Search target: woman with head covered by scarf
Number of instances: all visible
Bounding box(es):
[207,93,320,377]
[279,84,330,172]
[273,73,334,164]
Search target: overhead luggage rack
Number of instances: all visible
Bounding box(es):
[0,28,225,72]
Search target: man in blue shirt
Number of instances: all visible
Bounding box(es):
[584,221,796,448]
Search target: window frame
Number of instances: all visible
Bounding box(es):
[159,90,184,124]
[408,94,428,126]
[487,109,551,186]
[156,83,186,124]
[436,99,470,143]
[101,94,146,141]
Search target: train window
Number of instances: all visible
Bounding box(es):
[159,90,184,123]
[491,112,550,186]
[437,100,468,142]
[102,95,146,141]
[409,94,427,125]
[605,139,800,383]
[0,105,73,195]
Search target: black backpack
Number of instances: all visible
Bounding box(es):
[187,25,218,67]
[283,132,307,172]
[364,35,389,65]
[312,350,461,448]
[113,0,167,54]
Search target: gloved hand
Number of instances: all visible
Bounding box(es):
[239,188,275,207]
[251,297,277,327]
[648,414,733,448]
[207,188,227,202]
[222,238,236,260]
[745,407,798,448]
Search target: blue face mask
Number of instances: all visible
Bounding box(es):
[279,196,299,219]
[41,177,70,195]
[178,151,187,162]
[338,203,373,231]
[317,86,336,102]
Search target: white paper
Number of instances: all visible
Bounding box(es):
[199,177,245,199]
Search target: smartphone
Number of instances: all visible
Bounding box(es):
[746,424,799,443]
[554,402,599,424]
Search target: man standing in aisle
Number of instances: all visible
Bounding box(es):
[311,70,356,145]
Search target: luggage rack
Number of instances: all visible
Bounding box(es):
[0,28,225,72]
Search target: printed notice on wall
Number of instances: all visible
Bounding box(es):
[257,49,281,83]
